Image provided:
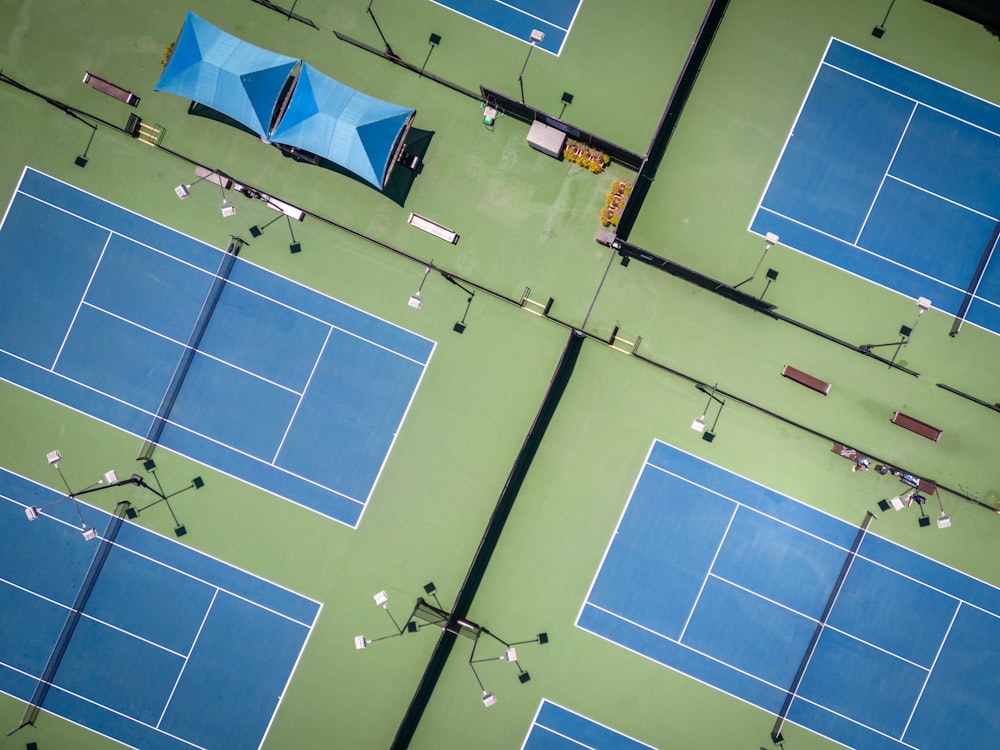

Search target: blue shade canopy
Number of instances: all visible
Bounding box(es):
[270,63,415,189]
[155,11,298,139]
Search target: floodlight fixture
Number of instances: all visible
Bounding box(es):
[559,91,574,119]
[419,33,443,78]
[175,169,218,200]
[917,297,932,313]
[374,591,389,608]
[355,635,370,649]
[217,179,236,217]
[366,0,397,58]
[504,647,517,662]
[442,272,476,333]
[409,262,432,308]
[24,506,40,521]
[481,691,497,707]
[935,494,951,528]
[692,383,725,442]
[81,526,98,541]
[47,450,63,466]
[73,117,98,168]
[872,0,896,37]
[889,495,905,511]
[518,30,545,104]
[734,232,779,289]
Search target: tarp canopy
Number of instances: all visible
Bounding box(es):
[155,13,416,190]
[155,11,298,139]
[270,63,415,189]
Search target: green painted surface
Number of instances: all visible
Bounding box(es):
[0,0,998,748]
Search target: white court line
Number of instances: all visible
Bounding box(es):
[77,300,304,397]
[157,588,218,728]
[823,57,1000,140]
[0,482,321,749]
[0,659,208,749]
[0,352,366,511]
[579,440,1000,749]
[885,172,999,222]
[1,489,322,627]
[751,39,1000,309]
[527,699,658,750]
[258,598,325,750]
[51,232,112,371]
[854,101,918,246]
[678,505,737,643]
[273,325,332,463]
[494,0,571,32]
[428,0,572,55]
[899,601,961,741]
[530,725,593,748]
[754,205,976,296]
[13,187,432,367]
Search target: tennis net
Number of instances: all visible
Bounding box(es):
[770,510,876,743]
[950,221,1000,336]
[137,236,243,461]
[12,501,130,732]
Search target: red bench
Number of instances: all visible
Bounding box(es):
[83,71,139,106]
[891,411,942,442]
[782,365,830,395]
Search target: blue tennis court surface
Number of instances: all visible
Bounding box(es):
[429,0,579,55]
[578,440,1000,750]
[0,168,434,527]
[751,38,1000,335]
[0,466,320,750]
[521,700,655,750]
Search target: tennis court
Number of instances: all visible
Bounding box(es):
[522,700,655,750]
[579,440,1000,750]
[0,466,320,750]
[751,38,1000,334]
[429,0,579,54]
[0,168,434,528]
[3,1,1000,749]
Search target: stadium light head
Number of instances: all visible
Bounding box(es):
[481,691,497,707]
[691,415,707,433]
[409,263,432,308]
[937,513,951,528]
[764,232,779,249]
[47,450,62,466]
[25,506,40,521]
[355,635,370,650]
[503,647,517,662]
[175,183,191,199]
[374,591,389,608]
[917,297,932,313]
[220,199,236,218]
[529,29,544,44]
[81,525,98,541]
